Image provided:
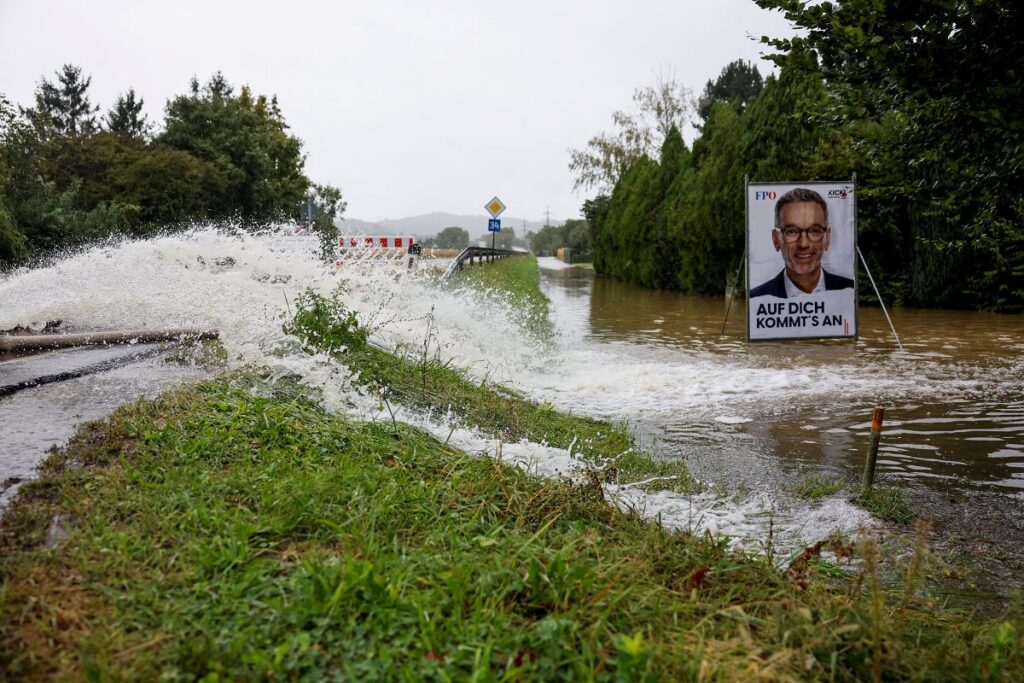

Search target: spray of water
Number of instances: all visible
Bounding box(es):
[1,226,892,556]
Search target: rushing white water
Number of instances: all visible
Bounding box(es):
[19,225,1014,557]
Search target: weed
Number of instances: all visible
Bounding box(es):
[793,474,844,500]
[858,486,917,525]
[284,289,368,354]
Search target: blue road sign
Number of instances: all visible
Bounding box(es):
[488,218,501,232]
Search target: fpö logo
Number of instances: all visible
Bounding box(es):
[827,188,849,200]
[754,190,777,200]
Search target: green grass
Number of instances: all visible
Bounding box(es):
[793,475,844,501]
[857,487,917,525]
[285,271,692,493]
[2,376,1020,681]
[454,255,552,339]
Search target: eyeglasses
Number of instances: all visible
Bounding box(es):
[776,226,827,243]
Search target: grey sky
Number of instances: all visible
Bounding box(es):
[0,1,793,223]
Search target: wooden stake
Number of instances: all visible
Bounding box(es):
[862,406,886,496]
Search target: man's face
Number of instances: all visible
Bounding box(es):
[771,201,830,278]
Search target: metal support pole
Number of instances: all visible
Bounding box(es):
[721,255,746,335]
[862,406,886,496]
[856,246,904,351]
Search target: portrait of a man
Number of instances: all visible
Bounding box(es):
[746,181,858,340]
[749,187,854,299]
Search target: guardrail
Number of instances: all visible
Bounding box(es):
[442,247,527,280]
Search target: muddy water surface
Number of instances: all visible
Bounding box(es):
[534,263,1024,598]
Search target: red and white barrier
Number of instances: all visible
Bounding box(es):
[335,235,418,270]
[339,235,416,250]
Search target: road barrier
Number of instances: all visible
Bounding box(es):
[336,235,420,270]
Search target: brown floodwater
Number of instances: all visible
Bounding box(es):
[542,265,1024,493]
[537,262,1024,597]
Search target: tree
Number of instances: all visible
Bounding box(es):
[568,74,695,193]
[160,73,308,220]
[697,60,764,122]
[493,227,516,250]
[435,226,469,249]
[106,89,150,140]
[310,183,345,220]
[24,64,99,138]
[0,96,29,264]
[755,0,1024,310]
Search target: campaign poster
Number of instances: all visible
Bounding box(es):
[746,181,857,341]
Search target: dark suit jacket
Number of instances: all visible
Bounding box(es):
[749,268,854,298]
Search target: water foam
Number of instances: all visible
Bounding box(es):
[5,227,962,555]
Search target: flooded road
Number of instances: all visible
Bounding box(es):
[537,265,1024,497]
[0,344,208,510]
[533,262,1024,598]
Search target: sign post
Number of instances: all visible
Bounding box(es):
[485,196,506,250]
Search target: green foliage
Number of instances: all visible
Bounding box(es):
[0,203,28,263]
[434,225,469,249]
[160,73,309,219]
[284,290,368,354]
[858,487,916,525]
[592,127,692,289]
[568,75,695,193]
[585,30,1023,311]
[670,101,745,294]
[754,0,1024,311]
[105,88,150,140]
[0,66,342,268]
[492,226,516,250]
[793,474,843,501]
[697,59,764,122]
[528,219,591,260]
[308,182,345,220]
[22,64,99,138]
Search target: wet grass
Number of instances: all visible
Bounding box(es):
[793,475,844,501]
[2,376,1021,680]
[858,487,917,525]
[285,260,692,492]
[453,255,551,338]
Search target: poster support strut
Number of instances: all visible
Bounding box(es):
[721,254,746,335]
[856,246,903,351]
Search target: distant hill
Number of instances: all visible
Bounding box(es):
[338,212,553,239]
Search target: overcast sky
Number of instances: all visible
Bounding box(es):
[0,1,794,223]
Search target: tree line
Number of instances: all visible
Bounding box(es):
[0,65,343,268]
[574,1,1022,312]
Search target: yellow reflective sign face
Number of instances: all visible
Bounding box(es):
[485,196,506,218]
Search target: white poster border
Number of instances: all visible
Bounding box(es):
[745,179,859,343]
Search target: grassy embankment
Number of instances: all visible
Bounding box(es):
[0,255,1020,680]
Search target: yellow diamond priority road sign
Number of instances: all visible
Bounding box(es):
[485,196,506,219]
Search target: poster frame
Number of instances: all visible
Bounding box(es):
[744,179,859,343]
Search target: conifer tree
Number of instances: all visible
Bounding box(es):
[24,64,99,138]
[106,89,150,140]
